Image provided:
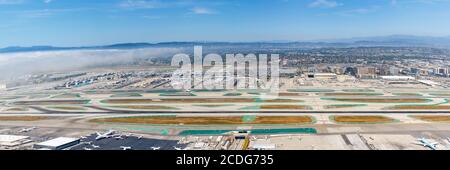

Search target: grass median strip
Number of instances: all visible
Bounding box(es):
[387,105,450,110]
[322,98,431,103]
[331,115,396,124]
[410,115,450,122]
[0,116,48,121]
[101,98,303,104]
[91,116,313,125]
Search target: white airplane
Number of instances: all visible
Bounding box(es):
[115,136,123,140]
[415,138,439,150]
[83,142,92,145]
[137,135,143,140]
[92,145,100,148]
[120,146,132,150]
[19,127,36,133]
[80,136,87,139]
[95,130,115,140]
[151,147,160,150]
[174,146,187,150]
[83,147,92,150]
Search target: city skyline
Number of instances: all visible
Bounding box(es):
[1,0,450,47]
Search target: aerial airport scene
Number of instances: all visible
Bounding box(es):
[1,0,450,151]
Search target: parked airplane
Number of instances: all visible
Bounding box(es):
[92,145,100,148]
[95,130,115,140]
[416,138,439,150]
[151,147,160,150]
[19,127,36,133]
[120,146,132,150]
[173,146,187,150]
[83,147,92,151]
[82,141,92,145]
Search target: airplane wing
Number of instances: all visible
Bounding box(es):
[412,142,426,146]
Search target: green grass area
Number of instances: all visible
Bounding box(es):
[342,89,375,92]
[240,105,311,110]
[392,93,423,96]
[51,93,81,98]
[159,92,196,96]
[0,96,25,100]
[224,92,242,96]
[110,93,143,97]
[192,89,226,92]
[145,89,182,93]
[4,107,29,112]
[288,89,334,93]
[318,93,383,96]
[321,98,432,103]
[47,106,87,111]
[324,104,367,109]
[242,115,257,122]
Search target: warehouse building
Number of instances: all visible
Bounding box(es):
[34,137,80,150]
[0,135,32,147]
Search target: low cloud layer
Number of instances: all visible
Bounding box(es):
[0,47,183,80]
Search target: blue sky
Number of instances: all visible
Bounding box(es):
[1,0,450,47]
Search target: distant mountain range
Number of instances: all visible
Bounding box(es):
[2,35,450,53]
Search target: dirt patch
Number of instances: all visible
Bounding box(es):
[428,93,450,96]
[0,116,48,121]
[411,115,450,122]
[47,106,86,111]
[325,98,429,103]
[252,116,312,124]
[333,116,395,123]
[260,105,310,110]
[389,105,450,110]
[91,116,313,125]
[261,99,304,103]
[320,93,382,96]
[195,104,233,108]
[13,100,90,105]
[110,105,176,110]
